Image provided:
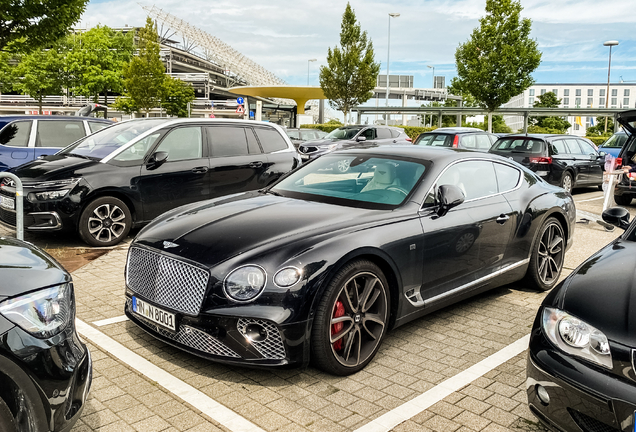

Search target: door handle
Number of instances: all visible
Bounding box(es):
[249,161,263,168]
[496,214,510,224]
[191,166,208,173]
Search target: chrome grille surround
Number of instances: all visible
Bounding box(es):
[126,247,209,315]
[237,318,286,360]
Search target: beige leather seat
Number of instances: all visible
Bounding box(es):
[361,163,401,192]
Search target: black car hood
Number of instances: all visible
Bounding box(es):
[559,238,636,346]
[134,192,390,268]
[10,154,98,181]
[0,237,69,298]
[617,110,636,135]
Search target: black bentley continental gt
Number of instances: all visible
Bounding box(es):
[124,147,575,375]
[526,206,636,432]
[0,237,91,431]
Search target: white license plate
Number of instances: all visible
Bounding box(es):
[0,196,14,210]
[132,296,176,331]
[300,154,310,160]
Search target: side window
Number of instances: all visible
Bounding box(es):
[361,128,377,140]
[578,139,597,155]
[246,128,262,154]
[254,127,289,153]
[37,121,85,147]
[156,127,203,161]
[287,130,300,139]
[376,128,392,139]
[113,133,161,162]
[390,129,401,138]
[438,161,497,201]
[208,126,250,157]
[494,163,521,192]
[461,134,477,149]
[88,122,109,133]
[564,138,583,154]
[550,139,569,155]
[476,134,493,150]
[0,121,31,147]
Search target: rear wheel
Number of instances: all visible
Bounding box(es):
[560,172,573,193]
[614,194,632,206]
[78,196,132,247]
[311,260,390,375]
[524,217,565,291]
[0,398,16,432]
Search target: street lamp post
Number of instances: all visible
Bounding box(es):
[386,12,400,125]
[307,59,317,86]
[427,65,435,88]
[604,40,619,133]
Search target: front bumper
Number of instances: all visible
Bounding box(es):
[124,295,310,368]
[0,322,92,432]
[0,188,77,231]
[527,330,636,432]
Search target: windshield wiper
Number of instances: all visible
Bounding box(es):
[67,153,97,160]
[265,189,283,197]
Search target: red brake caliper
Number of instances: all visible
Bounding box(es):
[331,301,345,351]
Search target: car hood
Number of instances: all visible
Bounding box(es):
[10,154,98,181]
[134,191,392,268]
[558,237,636,346]
[298,138,343,150]
[0,237,69,298]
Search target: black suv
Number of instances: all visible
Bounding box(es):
[612,110,636,205]
[297,125,411,168]
[0,237,91,432]
[489,134,604,192]
[414,127,498,151]
[0,118,300,246]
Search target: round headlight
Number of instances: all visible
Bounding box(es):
[558,317,590,348]
[224,265,267,302]
[274,267,302,287]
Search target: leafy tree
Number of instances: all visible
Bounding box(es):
[454,0,541,126]
[161,76,195,117]
[119,17,165,116]
[586,117,615,136]
[319,3,380,124]
[0,0,89,51]
[529,92,571,133]
[65,26,134,105]
[13,46,64,113]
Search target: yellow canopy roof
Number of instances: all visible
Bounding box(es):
[228,86,326,114]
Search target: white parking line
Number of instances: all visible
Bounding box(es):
[576,196,604,202]
[92,315,129,326]
[75,319,265,432]
[354,334,530,432]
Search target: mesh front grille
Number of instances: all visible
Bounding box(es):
[127,247,209,315]
[237,318,286,360]
[0,208,15,226]
[568,408,619,432]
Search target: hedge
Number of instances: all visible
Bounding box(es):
[586,136,607,146]
[301,124,437,139]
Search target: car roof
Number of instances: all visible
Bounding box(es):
[424,127,489,134]
[331,145,514,164]
[0,115,111,122]
[495,133,574,141]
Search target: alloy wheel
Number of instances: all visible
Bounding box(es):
[536,222,564,285]
[88,203,127,243]
[562,174,572,193]
[336,159,351,173]
[329,271,388,368]
[455,232,475,254]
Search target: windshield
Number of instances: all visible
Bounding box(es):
[601,133,628,149]
[415,133,454,147]
[324,127,364,140]
[59,119,167,160]
[271,154,428,209]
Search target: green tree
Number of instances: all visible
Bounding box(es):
[13,46,64,113]
[119,17,165,116]
[319,3,380,124]
[586,117,615,136]
[0,0,89,51]
[454,0,541,128]
[65,26,134,105]
[528,92,571,133]
[161,76,195,117]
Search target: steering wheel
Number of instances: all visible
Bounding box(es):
[386,186,409,196]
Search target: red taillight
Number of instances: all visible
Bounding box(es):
[617,158,623,167]
[452,135,459,148]
[406,137,412,142]
[529,157,552,164]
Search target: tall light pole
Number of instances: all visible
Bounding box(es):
[307,59,317,86]
[604,40,619,133]
[385,12,400,125]
[427,65,435,88]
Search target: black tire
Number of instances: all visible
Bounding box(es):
[614,194,632,206]
[560,172,574,193]
[311,260,390,375]
[78,196,132,247]
[524,217,565,291]
[0,398,16,432]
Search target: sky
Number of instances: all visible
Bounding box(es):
[82,0,636,99]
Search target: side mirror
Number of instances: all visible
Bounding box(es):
[356,136,367,142]
[436,184,465,217]
[602,206,631,230]
[598,151,607,158]
[146,151,169,170]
